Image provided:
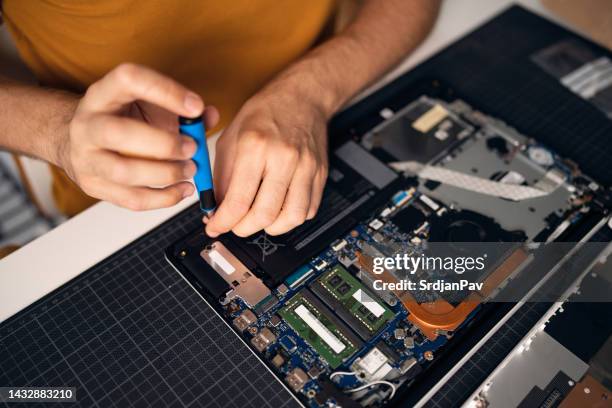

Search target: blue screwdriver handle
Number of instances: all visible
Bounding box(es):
[179,116,216,214]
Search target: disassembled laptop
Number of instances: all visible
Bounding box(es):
[167,83,609,407]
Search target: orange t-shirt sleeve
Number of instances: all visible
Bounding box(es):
[3,0,336,216]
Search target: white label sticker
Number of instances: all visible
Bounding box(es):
[353,289,385,318]
[295,305,345,353]
[208,249,236,275]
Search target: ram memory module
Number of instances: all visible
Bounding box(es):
[279,289,361,368]
[310,265,394,340]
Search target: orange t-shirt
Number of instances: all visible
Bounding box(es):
[2,0,336,215]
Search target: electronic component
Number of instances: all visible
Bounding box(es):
[251,327,276,353]
[373,232,385,242]
[376,340,402,365]
[403,337,415,349]
[352,359,395,382]
[310,265,394,341]
[414,222,428,235]
[380,207,394,218]
[331,239,348,252]
[232,310,257,332]
[308,366,322,379]
[286,368,309,392]
[269,315,281,327]
[279,336,297,353]
[339,255,354,268]
[356,265,399,307]
[254,294,279,315]
[391,189,414,207]
[413,103,448,133]
[399,357,422,381]
[368,219,384,230]
[394,328,406,340]
[271,353,285,369]
[373,364,394,381]
[285,265,314,290]
[227,301,241,314]
[279,290,361,368]
[419,194,440,211]
[277,284,289,297]
[294,304,346,354]
[352,348,388,377]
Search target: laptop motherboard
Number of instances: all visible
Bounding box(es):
[166,84,608,407]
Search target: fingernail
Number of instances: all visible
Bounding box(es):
[184,92,203,115]
[182,184,194,198]
[184,161,197,178]
[182,137,197,157]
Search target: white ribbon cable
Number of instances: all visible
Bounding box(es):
[390,161,551,201]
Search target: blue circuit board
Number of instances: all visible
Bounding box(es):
[213,96,602,407]
[224,188,480,407]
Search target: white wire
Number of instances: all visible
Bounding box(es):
[329,371,357,380]
[330,371,397,400]
[347,380,397,399]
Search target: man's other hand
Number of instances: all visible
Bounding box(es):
[205,74,329,237]
[61,63,219,210]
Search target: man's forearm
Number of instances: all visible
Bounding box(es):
[0,77,78,166]
[275,0,440,118]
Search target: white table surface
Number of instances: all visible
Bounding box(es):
[0,0,571,323]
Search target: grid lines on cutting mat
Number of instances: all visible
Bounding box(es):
[0,207,298,408]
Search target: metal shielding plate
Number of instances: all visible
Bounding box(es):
[201,241,271,307]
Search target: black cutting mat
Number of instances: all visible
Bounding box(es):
[1,5,611,408]
[0,206,298,408]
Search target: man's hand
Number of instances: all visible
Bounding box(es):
[204,0,438,237]
[205,75,329,237]
[59,63,219,210]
